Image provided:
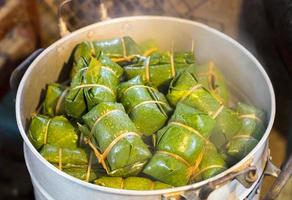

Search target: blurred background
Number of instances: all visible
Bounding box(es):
[0,0,291,199]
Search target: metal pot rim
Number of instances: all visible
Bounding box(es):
[15,16,276,196]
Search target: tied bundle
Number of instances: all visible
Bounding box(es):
[167,71,241,149]
[118,76,172,136]
[143,103,226,186]
[28,115,78,150]
[95,177,171,190]
[124,51,195,91]
[41,144,101,182]
[27,36,266,190]
[65,54,123,118]
[79,102,152,177]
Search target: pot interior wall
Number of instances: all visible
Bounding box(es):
[19,17,272,140]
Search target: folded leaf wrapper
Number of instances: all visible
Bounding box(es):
[70,41,101,78]
[226,102,265,160]
[41,144,103,182]
[124,51,195,90]
[42,83,68,117]
[192,143,227,182]
[167,71,241,149]
[187,62,229,104]
[81,102,152,177]
[143,103,215,186]
[65,55,123,118]
[92,36,142,64]
[28,115,78,149]
[95,177,171,190]
[118,76,172,136]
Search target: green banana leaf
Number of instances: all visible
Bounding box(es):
[81,102,152,177]
[138,39,159,56]
[124,51,195,91]
[191,143,227,182]
[226,102,265,160]
[41,144,104,182]
[42,83,68,117]
[65,55,123,118]
[95,177,172,190]
[92,36,142,64]
[118,76,172,136]
[187,62,229,104]
[28,115,78,149]
[167,71,241,149]
[70,41,101,78]
[143,103,215,186]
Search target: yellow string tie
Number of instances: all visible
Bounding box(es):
[169,52,176,78]
[144,48,158,56]
[101,66,118,78]
[85,152,93,182]
[239,114,261,122]
[89,109,123,140]
[145,57,151,82]
[127,100,168,115]
[169,122,209,143]
[55,88,69,115]
[87,132,140,174]
[179,84,203,102]
[71,84,115,96]
[58,148,63,170]
[43,119,52,145]
[122,85,158,98]
[211,104,224,119]
[157,150,191,168]
[120,178,125,189]
[192,165,227,180]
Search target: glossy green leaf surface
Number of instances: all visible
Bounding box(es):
[65,55,123,118]
[187,62,229,104]
[41,144,104,182]
[124,51,195,90]
[118,76,172,136]
[167,71,241,149]
[81,102,151,177]
[143,103,215,186]
[94,177,171,190]
[42,83,67,117]
[226,102,265,160]
[28,115,78,149]
[192,143,226,182]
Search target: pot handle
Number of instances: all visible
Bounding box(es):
[10,48,44,92]
[263,153,292,200]
[58,0,109,37]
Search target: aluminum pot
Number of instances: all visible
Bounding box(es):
[13,16,278,200]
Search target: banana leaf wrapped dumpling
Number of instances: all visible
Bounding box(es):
[143,103,215,186]
[226,102,265,160]
[187,62,229,104]
[118,76,172,136]
[41,144,103,182]
[65,55,123,118]
[80,102,152,177]
[28,114,78,149]
[92,36,142,64]
[42,83,68,117]
[192,143,227,182]
[70,41,100,78]
[167,71,241,149]
[95,177,172,190]
[124,51,195,90]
